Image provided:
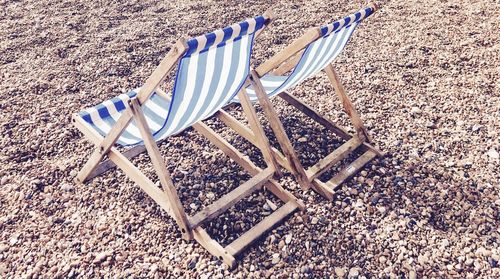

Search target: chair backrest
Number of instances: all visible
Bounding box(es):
[255,5,376,99]
[155,16,268,139]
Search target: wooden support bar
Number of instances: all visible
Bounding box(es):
[192,227,236,269]
[250,71,310,190]
[129,99,192,240]
[255,28,321,77]
[306,136,363,182]
[237,88,282,177]
[225,201,298,256]
[272,49,304,76]
[189,167,274,229]
[324,150,377,190]
[86,145,147,180]
[324,64,371,142]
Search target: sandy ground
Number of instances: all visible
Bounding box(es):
[0,0,498,278]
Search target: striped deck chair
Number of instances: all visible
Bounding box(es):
[72,12,304,268]
[221,3,384,200]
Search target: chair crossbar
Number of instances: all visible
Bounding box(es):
[225,200,297,256]
[189,167,274,229]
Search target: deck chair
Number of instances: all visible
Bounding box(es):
[221,3,384,200]
[72,12,304,268]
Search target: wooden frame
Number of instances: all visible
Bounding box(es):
[74,12,304,268]
[225,3,384,200]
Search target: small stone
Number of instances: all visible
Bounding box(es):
[285,234,292,244]
[150,264,158,273]
[0,244,8,253]
[93,251,112,264]
[417,254,428,265]
[278,240,285,249]
[408,270,417,279]
[61,183,74,192]
[476,247,492,257]
[464,258,474,266]
[348,267,360,278]
[471,124,482,132]
[206,192,215,200]
[298,137,307,143]
[410,107,422,115]
[486,149,499,159]
[311,217,319,225]
[9,237,18,246]
[426,121,437,129]
[335,267,346,277]
[0,176,8,186]
[189,203,198,211]
[271,253,280,265]
[379,256,387,264]
[266,199,278,211]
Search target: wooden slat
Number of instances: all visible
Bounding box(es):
[255,28,321,77]
[324,150,377,190]
[324,64,371,142]
[189,167,274,229]
[192,227,236,269]
[250,71,310,190]
[225,201,297,256]
[278,92,384,156]
[136,40,187,104]
[272,49,304,76]
[306,136,363,181]
[86,145,147,180]
[237,88,281,177]
[129,99,192,239]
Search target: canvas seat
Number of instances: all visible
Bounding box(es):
[73,12,304,268]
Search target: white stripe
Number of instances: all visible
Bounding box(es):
[165,53,199,135]
[201,36,249,119]
[114,94,143,137]
[246,18,257,34]
[182,45,217,126]
[229,24,242,41]
[206,35,250,116]
[195,36,207,53]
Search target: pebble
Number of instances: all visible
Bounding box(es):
[0,244,9,253]
[311,217,319,225]
[335,267,346,277]
[61,183,74,192]
[93,251,112,264]
[271,253,280,265]
[475,247,492,257]
[486,149,499,159]
[0,176,8,185]
[285,234,292,244]
[410,107,422,115]
[408,270,417,279]
[348,267,360,278]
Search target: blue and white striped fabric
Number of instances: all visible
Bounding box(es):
[232,6,375,103]
[79,16,266,146]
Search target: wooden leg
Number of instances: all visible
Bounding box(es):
[237,87,282,178]
[129,98,192,240]
[324,64,371,142]
[249,70,311,190]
